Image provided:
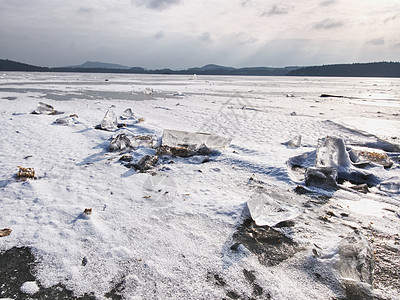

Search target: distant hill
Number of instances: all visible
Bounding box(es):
[287,62,400,78]
[0,59,49,72]
[65,61,131,69]
[51,63,298,76]
[2,59,399,77]
[187,64,236,72]
[0,59,298,76]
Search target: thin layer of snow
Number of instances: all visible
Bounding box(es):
[0,72,399,299]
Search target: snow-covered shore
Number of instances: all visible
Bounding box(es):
[1,72,399,299]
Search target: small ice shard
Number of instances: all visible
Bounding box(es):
[20,281,40,295]
[100,110,118,131]
[378,177,400,194]
[316,136,352,171]
[120,108,135,120]
[0,228,12,237]
[286,135,302,148]
[144,87,153,95]
[305,167,338,190]
[133,155,158,172]
[246,193,302,227]
[54,115,78,126]
[32,102,56,115]
[287,150,316,169]
[109,134,132,151]
[334,231,374,285]
[129,135,154,148]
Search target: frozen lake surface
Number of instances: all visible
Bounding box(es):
[0,72,399,299]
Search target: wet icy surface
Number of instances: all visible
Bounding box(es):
[0,72,399,299]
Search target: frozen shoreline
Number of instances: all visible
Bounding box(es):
[1,73,399,299]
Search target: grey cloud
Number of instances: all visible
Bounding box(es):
[313,19,344,30]
[319,0,336,7]
[392,42,400,49]
[77,7,94,14]
[200,32,212,42]
[262,5,289,16]
[153,31,164,39]
[131,0,182,10]
[384,15,398,24]
[365,38,384,46]
[234,32,258,45]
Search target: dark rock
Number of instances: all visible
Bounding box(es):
[0,247,95,299]
[305,167,338,190]
[132,155,158,172]
[232,219,300,267]
[226,290,240,299]
[274,220,295,228]
[337,170,380,187]
[119,155,133,162]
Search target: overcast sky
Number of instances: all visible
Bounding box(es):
[1,0,399,69]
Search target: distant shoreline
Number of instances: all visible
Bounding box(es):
[1,59,400,78]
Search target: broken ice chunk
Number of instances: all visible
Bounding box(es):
[162,129,231,150]
[100,110,118,131]
[334,231,374,284]
[54,115,79,126]
[120,108,135,120]
[316,136,352,170]
[129,135,154,148]
[32,102,57,115]
[286,135,302,148]
[144,87,153,95]
[349,147,393,168]
[133,155,158,172]
[109,134,132,152]
[246,193,302,227]
[378,177,400,194]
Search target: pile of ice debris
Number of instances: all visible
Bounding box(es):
[32,103,231,171]
[287,136,400,194]
[109,129,231,172]
[234,135,400,299]
[89,107,232,172]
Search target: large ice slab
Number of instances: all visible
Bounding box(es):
[316,136,351,171]
[246,193,302,227]
[162,129,231,149]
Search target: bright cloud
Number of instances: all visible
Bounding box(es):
[0,0,399,68]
